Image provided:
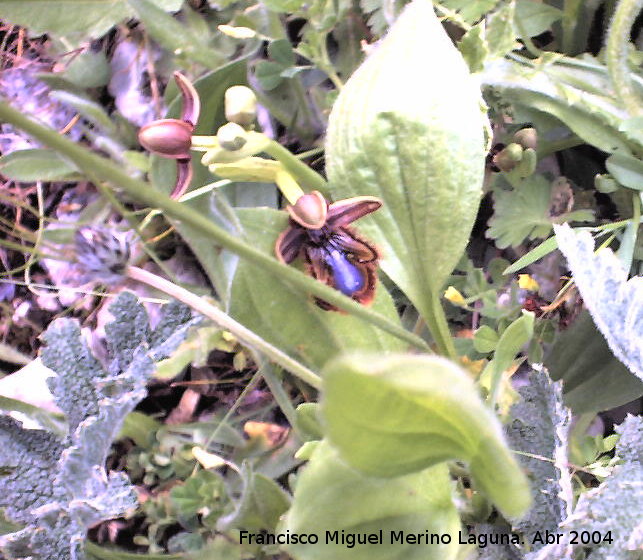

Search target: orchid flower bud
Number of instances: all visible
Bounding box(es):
[225,85,257,128]
[217,122,248,151]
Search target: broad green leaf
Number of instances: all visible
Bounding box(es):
[263,0,305,12]
[482,56,636,155]
[487,175,593,249]
[281,440,460,560]
[442,0,498,24]
[486,0,519,59]
[326,0,487,331]
[459,22,488,73]
[218,463,290,532]
[321,353,531,518]
[546,311,643,413]
[619,116,643,147]
[62,50,110,88]
[473,325,499,353]
[268,38,296,67]
[0,0,182,40]
[127,0,222,69]
[255,60,286,91]
[554,225,643,381]
[0,149,78,181]
[229,209,406,370]
[605,150,643,191]
[515,0,562,38]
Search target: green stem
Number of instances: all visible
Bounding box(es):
[264,140,329,195]
[605,0,643,115]
[423,291,457,360]
[0,100,429,353]
[127,265,322,390]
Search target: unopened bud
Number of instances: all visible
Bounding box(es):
[217,122,248,151]
[225,86,257,128]
[513,127,538,150]
[494,143,523,172]
[138,119,193,159]
[287,191,327,228]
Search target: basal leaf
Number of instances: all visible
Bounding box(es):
[321,353,531,518]
[326,0,487,326]
[281,440,460,560]
[229,209,406,371]
[554,224,643,381]
[605,150,643,191]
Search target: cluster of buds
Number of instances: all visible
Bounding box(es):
[487,127,538,178]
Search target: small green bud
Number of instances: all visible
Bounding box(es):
[494,143,524,172]
[513,127,538,150]
[225,85,257,127]
[595,173,619,193]
[217,122,248,151]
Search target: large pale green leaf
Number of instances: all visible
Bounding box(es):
[326,0,487,322]
[281,440,460,560]
[515,0,562,38]
[0,0,182,40]
[229,209,406,370]
[321,353,531,518]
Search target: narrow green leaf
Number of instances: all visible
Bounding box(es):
[281,440,460,560]
[503,236,559,274]
[322,353,532,518]
[62,50,111,88]
[50,91,117,135]
[491,311,534,380]
[0,149,78,181]
[255,60,286,90]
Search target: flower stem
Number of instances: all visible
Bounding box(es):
[0,100,429,352]
[127,265,322,390]
[606,0,643,116]
[264,140,329,195]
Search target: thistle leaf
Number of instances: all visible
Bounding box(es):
[554,224,643,380]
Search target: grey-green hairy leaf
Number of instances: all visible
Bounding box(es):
[281,440,460,560]
[0,292,198,560]
[506,368,573,548]
[554,224,643,381]
[326,0,487,320]
[321,353,531,518]
[562,415,643,560]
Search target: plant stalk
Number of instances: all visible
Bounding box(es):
[127,265,322,390]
